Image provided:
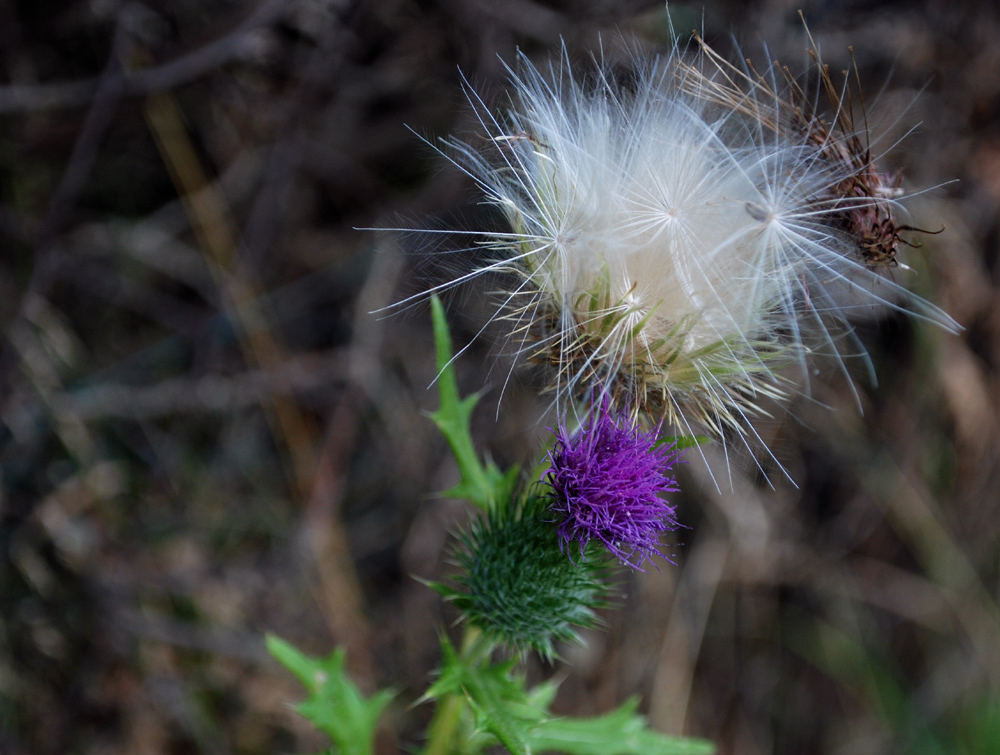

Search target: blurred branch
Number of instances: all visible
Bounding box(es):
[0,0,288,114]
[648,535,729,734]
[866,451,1000,675]
[66,351,347,421]
[51,251,210,337]
[241,0,362,273]
[298,244,403,683]
[143,84,373,673]
[464,0,565,42]
[143,89,320,496]
[120,610,270,663]
[9,297,97,466]
[1,21,129,411]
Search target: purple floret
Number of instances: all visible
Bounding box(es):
[543,398,682,570]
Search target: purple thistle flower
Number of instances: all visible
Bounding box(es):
[543,398,682,570]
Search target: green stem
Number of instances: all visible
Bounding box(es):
[423,626,485,755]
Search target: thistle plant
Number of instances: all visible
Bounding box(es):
[269,298,711,755]
[268,27,959,755]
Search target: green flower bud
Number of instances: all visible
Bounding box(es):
[430,496,610,660]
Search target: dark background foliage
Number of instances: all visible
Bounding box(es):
[1,0,999,753]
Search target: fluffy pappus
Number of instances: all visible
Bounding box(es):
[389,32,959,473]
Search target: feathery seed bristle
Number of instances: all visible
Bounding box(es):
[392,33,959,471]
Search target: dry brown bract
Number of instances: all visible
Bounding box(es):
[677,16,936,272]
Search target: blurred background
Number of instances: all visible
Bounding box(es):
[2,0,999,752]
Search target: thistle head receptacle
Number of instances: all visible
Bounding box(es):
[429,495,610,661]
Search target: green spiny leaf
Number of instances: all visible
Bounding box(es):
[423,636,715,755]
[267,634,394,755]
[422,634,466,704]
[525,679,560,713]
[465,694,530,755]
[527,697,715,755]
[424,635,535,755]
[429,295,514,511]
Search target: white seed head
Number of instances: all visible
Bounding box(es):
[395,36,959,469]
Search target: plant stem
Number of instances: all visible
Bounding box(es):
[423,626,484,755]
